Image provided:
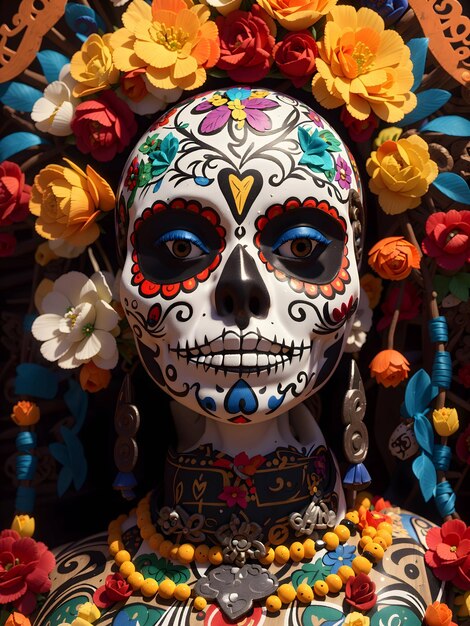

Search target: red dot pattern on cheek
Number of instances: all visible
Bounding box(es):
[254,196,351,300]
[129,198,226,300]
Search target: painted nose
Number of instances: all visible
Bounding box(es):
[215,245,270,330]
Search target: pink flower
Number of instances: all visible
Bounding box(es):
[0,161,31,227]
[422,210,470,271]
[456,424,470,465]
[93,572,133,608]
[377,282,421,331]
[216,6,275,82]
[218,485,248,508]
[425,519,470,590]
[335,156,352,190]
[0,233,16,257]
[71,90,137,162]
[0,530,55,615]
[340,108,378,143]
[458,363,470,388]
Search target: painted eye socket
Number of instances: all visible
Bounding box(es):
[155,229,209,260]
[273,227,331,259]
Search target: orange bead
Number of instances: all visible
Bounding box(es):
[364,542,384,562]
[337,565,355,583]
[178,544,195,563]
[141,578,159,597]
[277,583,296,604]
[108,520,121,535]
[193,596,207,611]
[376,530,393,546]
[149,533,164,551]
[266,595,282,612]
[334,525,351,543]
[114,550,131,566]
[108,533,121,545]
[195,544,210,563]
[208,546,224,565]
[377,522,393,534]
[274,545,290,565]
[345,511,359,525]
[159,540,174,558]
[373,535,388,550]
[140,524,157,540]
[297,583,314,603]
[170,545,180,561]
[323,532,340,551]
[359,535,373,550]
[174,583,191,601]
[128,572,145,590]
[290,542,305,562]
[303,538,316,559]
[313,580,328,597]
[325,574,343,593]
[159,579,176,599]
[259,547,275,565]
[362,526,377,539]
[352,555,372,575]
[109,540,124,556]
[119,561,135,578]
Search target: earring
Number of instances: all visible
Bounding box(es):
[341,359,370,508]
[113,373,140,500]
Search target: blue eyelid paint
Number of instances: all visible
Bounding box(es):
[273,226,331,251]
[155,229,209,254]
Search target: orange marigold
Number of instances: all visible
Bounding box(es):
[311,6,416,123]
[368,236,420,281]
[79,361,112,393]
[369,349,410,388]
[424,602,457,626]
[110,0,220,91]
[11,401,40,426]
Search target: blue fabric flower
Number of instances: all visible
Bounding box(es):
[359,0,408,26]
[322,545,356,573]
[298,127,335,179]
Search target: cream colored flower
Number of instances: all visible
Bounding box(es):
[345,287,373,353]
[202,0,242,17]
[31,65,79,136]
[32,271,120,370]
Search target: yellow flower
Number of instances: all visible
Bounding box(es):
[11,401,40,426]
[432,407,459,437]
[311,6,416,123]
[11,514,35,537]
[360,273,382,309]
[454,591,470,618]
[70,34,120,98]
[373,126,403,149]
[366,135,438,214]
[69,603,101,626]
[344,612,370,626]
[29,159,115,248]
[110,0,220,91]
[256,0,336,31]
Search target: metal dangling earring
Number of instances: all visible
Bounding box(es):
[341,359,370,509]
[113,373,140,500]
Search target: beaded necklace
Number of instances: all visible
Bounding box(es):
[107,494,394,614]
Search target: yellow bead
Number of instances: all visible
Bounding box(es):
[117,513,128,525]
[362,526,377,539]
[313,580,328,597]
[128,572,145,590]
[303,538,316,559]
[159,540,174,558]
[337,565,355,583]
[277,583,296,604]
[334,524,351,543]
[274,545,290,565]
[140,524,156,540]
[208,546,224,566]
[345,511,359,525]
[352,555,372,575]
[193,596,207,611]
[323,532,340,551]
[266,595,282,612]
[109,540,124,556]
[376,530,393,547]
[364,542,384,562]
[178,544,195,563]
[149,533,164,551]
[297,583,314,603]
[377,522,393,534]
[141,578,159,597]
[359,535,373,550]
[108,520,121,535]
[119,561,136,578]
[290,542,305,562]
[259,547,275,565]
[174,583,191,601]
[115,550,131,566]
[325,574,343,593]
[170,545,180,561]
[108,533,121,544]
[373,535,388,550]
[159,578,176,599]
[195,544,210,563]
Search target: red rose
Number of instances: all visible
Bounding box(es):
[377,282,421,332]
[71,90,137,162]
[458,363,470,388]
[216,6,275,82]
[340,107,378,142]
[0,530,55,615]
[422,210,470,271]
[0,232,16,257]
[93,572,133,608]
[272,31,318,87]
[0,161,31,226]
[345,573,377,611]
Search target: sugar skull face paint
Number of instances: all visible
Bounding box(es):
[119,87,363,423]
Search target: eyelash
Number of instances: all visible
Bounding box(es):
[272,227,331,252]
[155,230,209,254]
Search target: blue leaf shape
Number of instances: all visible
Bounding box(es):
[61,426,87,490]
[413,412,434,456]
[65,379,88,434]
[195,176,212,186]
[49,442,69,466]
[15,363,59,399]
[407,38,428,92]
[0,82,43,112]
[153,179,163,193]
[404,369,437,416]
[421,115,470,136]
[57,466,74,498]
[432,172,470,204]
[0,132,48,162]
[398,89,451,127]
[36,50,70,83]
[412,453,436,501]
[65,3,105,38]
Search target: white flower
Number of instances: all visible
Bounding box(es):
[200,0,242,15]
[48,238,86,259]
[345,287,373,353]
[31,65,79,136]
[110,0,131,5]
[32,271,120,369]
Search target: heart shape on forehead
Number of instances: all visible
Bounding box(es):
[218,168,263,224]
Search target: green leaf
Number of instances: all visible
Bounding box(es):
[291,562,330,588]
[134,553,190,584]
[433,275,451,302]
[302,606,344,626]
[449,273,470,302]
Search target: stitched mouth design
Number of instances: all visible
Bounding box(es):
[170,330,311,375]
